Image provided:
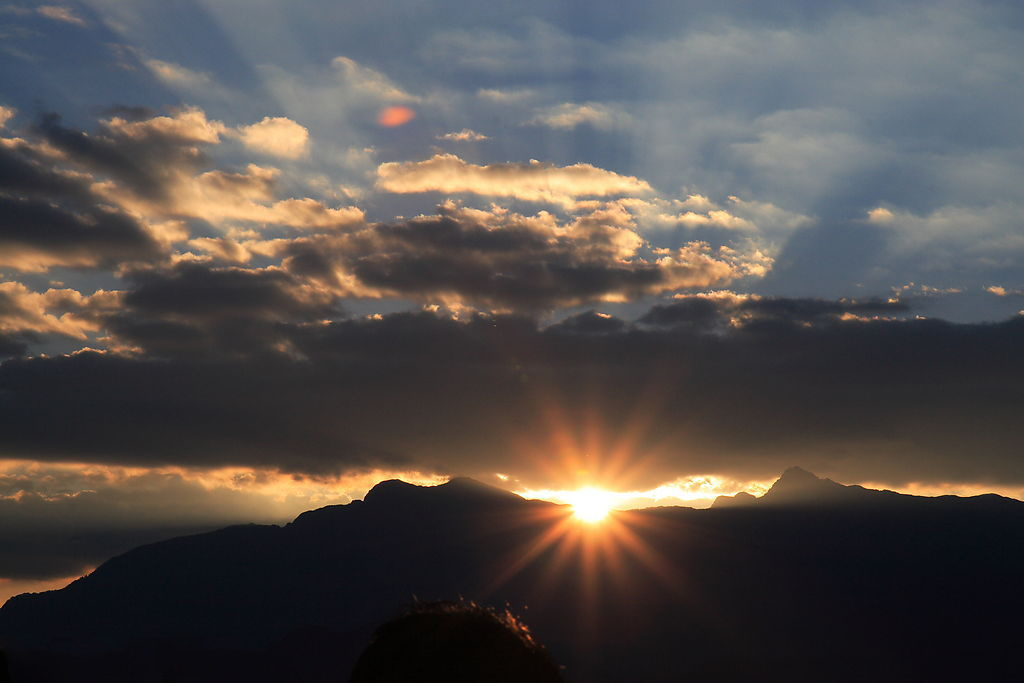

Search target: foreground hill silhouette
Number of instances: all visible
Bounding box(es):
[1,469,1022,682]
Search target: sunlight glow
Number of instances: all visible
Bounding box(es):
[568,487,614,523]
[518,475,773,512]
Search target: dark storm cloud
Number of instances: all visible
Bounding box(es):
[638,294,908,330]
[0,298,1020,491]
[279,203,737,311]
[0,332,31,359]
[105,262,341,357]
[0,116,168,271]
[33,111,210,200]
[122,263,334,321]
[0,136,93,202]
[547,310,626,335]
[0,196,163,271]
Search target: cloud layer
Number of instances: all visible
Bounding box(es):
[2,298,1020,494]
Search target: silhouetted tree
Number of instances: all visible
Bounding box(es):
[349,600,563,683]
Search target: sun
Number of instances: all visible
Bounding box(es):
[568,487,614,523]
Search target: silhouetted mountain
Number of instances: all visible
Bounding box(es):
[2,470,1022,682]
[713,466,887,507]
[710,490,757,508]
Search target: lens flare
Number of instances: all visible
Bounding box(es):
[377,106,416,127]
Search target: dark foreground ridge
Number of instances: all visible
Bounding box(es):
[1,469,1022,682]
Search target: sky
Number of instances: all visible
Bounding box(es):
[1,0,1023,600]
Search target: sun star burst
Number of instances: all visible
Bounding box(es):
[569,487,614,523]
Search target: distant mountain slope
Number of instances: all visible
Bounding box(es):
[2,470,1022,682]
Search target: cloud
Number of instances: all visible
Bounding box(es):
[35,5,86,27]
[0,107,369,276]
[985,285,1023,297]
[0,106,14,128]
[729,107,876,203]
[100,163,364,231]
[476,88,535,103]
[0,195,165,272]
[676,210,756,231]
[421,21,580,76]
[142,58,218,92]
[21,108,362,239]
[0,113,184,271]
[102,261,340,358]
[437,129,489,142]
[34,108,220,200]
[102,106,228,145]
[376,154,652,205]
[639,292,908,330]
[274,201,739,311]
[620,195,809,241]
[526,102,626,130]
[1,302,1022,495]
[862,203,1024,282]
[234,116,310,159]
[0,333,30,359]
[331,56,419,103]
[0,281,114,340]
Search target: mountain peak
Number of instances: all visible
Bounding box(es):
[363,478,420,503]
[363,477,522,508]
[711,491,757,508]
[760,466,861,505]
[778,465,820,482]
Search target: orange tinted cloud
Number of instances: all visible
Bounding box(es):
[376,153,652,204]
[0,282,114,339]
[235,116,310,159]
[377,106,416,127]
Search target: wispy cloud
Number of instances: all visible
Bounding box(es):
[526,102,627,130]
[142,58,217,91]
[35,5,87,27]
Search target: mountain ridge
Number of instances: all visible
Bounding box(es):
[2,468,1022,682]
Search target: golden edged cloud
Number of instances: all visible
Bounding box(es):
[271,201,740,311]
[235,116,310,159]
[376,154,652,205]
[104,106,225,143]
[0,282,120,339]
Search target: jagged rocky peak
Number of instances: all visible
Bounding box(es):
[712,467,855,508]
[760,466,861,504]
